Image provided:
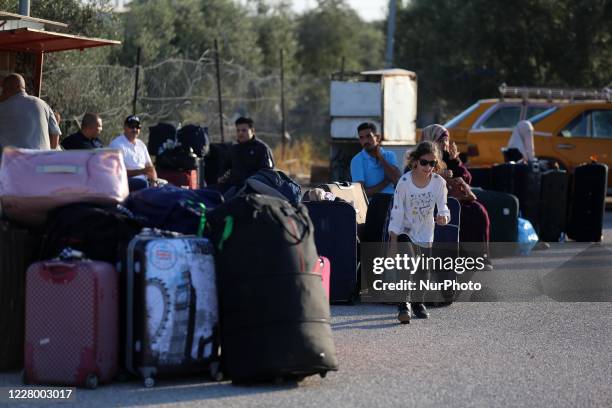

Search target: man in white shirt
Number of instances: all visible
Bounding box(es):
[109,115,157,191]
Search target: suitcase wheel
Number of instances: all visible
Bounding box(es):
[21,370,29,385]
[209,362,223,382]
[86,374,98,389]
[319,371,327,379]
[143,376,155,388]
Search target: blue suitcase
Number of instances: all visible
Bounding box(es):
[304,200,359,303]
[433,197,461,303]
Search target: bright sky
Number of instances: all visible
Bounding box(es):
[292,0,389,21]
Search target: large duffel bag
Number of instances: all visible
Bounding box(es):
[207,194,338,383]
[39,203,144,264]
[0,148,129,226]
[124,185,223,235]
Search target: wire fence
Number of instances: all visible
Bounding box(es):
[41,54,330,150]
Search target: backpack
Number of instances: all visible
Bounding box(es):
[148,122,177,156]
[177,125,210,158]
[40,203,144,263]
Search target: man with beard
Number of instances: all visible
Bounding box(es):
[350,122,400,242]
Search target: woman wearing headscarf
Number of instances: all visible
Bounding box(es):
[419,124,491,267]
[507,120,536,162]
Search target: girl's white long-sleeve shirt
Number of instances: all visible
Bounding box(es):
[387,171,450,245]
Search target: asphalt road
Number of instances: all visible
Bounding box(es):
[1,213,611,408]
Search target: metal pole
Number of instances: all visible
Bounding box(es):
[385,0,397,68]
[19,0,30,16]
[132,47,141,115]
[280,48,286,159]
[214,39,225,143]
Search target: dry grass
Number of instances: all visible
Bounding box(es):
[273,137,328,179]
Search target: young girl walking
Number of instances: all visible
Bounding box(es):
[387,141,450,324]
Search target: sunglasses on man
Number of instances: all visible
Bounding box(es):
[419,159,438,167]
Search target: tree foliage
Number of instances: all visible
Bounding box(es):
[394,0,612,118]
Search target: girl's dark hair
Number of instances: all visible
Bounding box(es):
[404,141,446,172]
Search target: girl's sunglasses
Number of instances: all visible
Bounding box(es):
[419,159,437,167]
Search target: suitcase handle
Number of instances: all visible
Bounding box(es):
[41,262,78,283]
[333,182,353,189]
[36,165,83,174]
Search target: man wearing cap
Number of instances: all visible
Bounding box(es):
[109,115,157,191]
[61,113,104,150]
[350,122,400,242]
[0,73,61,151]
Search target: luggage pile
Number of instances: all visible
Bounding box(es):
[471,159,608,246]
[148,123,210,189]
[0,150,338,389]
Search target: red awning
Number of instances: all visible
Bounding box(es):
[0,28,120,53]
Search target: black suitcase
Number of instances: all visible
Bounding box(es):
[473,188,519,243]
[491,162,541,232]
[304,200,359,303]
[203,143,232,186]
[177,125,210,158]
[539,170,569,242]
[148,123,177,156]
[567,162,608,242]
[468,167,493,190]
[122,230,221,387]
[0,221,41,370]
[207,195,338,383]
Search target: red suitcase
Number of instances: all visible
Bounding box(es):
[313,256,331,299]
[24,259,118,388]
[157,168,198,189]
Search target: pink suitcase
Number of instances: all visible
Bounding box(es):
[24,260,119,388]
[0,147,129,226]
[313,256,331,299]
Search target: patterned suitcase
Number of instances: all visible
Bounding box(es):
[24,259,118,388]
[122,230,220,387]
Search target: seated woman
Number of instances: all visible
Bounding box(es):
[420,124,492,268]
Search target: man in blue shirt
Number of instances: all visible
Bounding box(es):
[350,122,400,242]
